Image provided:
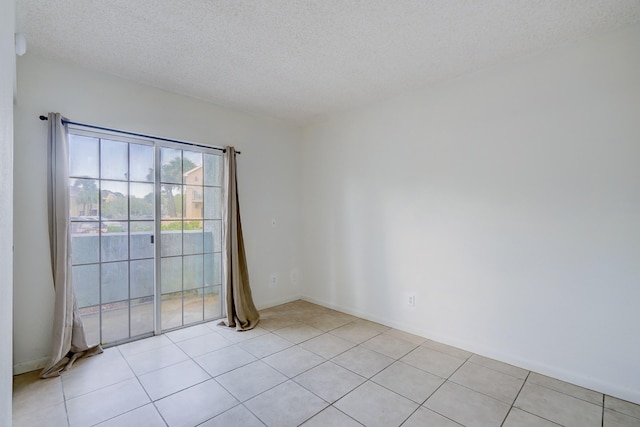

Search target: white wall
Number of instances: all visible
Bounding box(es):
[12,19,640,406]
[13,55,302,373]
[301,24,640,404]
[1,0,15,423]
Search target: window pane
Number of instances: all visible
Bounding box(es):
[184,185,203,220]
[70,178,99,217]
[161,185,182,219]
[204,220,221,254]
[183,289,203,325]
[160,148,182,184]
[130,183,154,220]
[204,187,221,220]
[101,222,129,262]
[130,221,154,259]
[203,154,222,187]
[131,259,154,299]
[184,221,203,255]
[204,286,222,320]
[161,256,182,294]
[69,135,99,178]
[131,220,154,233]
[101,261,129,303]
[183,255,203,290]
[131,297,154,337]
[101,180,128,220]
[161,221,182,256]
[204,253,222,287]
[72,264,99,308]
[130,143,154,182]
[70,132,227,340]
[79,306,100,346]
[102,300,129,343]
[183,151,202,184]
[71,230,99,265]
[101,139,128,181]
[161,292,182,330]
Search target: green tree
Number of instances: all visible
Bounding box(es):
[130,193,153,218]
[101,192,127,219]
[74,179,98,216]
[149,156,195,218]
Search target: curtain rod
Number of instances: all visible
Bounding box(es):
[38,115,240,154]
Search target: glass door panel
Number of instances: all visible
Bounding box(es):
[70,133,156,345]
[159,147,223,331]
[70,131,224,346]
[202,152,223,320]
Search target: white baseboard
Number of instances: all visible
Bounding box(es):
[13,356,48,376]
[300,294,640,405]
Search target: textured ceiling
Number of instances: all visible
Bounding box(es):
[15,1,640,123]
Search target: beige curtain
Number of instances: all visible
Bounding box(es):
[220,146,260,330]
[40,113,102,378]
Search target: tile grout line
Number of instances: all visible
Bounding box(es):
[329,349,391,379]
[500,370,530,427]
[408,348,474,426]
[151,401,170,427]
[305,328,476,423]
[464,357,527,381]
[239,401,269,427]
[25,302,639,427]
[192,346,258,378]
[603,401,640,421]
[263,344,332,378]
[238,332,335,427]
[510,373,573,427]
[61,352,146,425]
[120,344,170,427]
[325,405,367,427]
[194,402,265,427]
[428,349,603,410]
[283,324,414,425]
[443,377,520,408]
[120,339,229,426]
[361,337,437,416]
[441,351,528,408]
[299,338,358,360]
[125,340,194,377]
[117,334,174,358]
[146,375,214,403]
[179,328,275,426]
[526,377,605,408]
[288,360,366,406]
[420,340,474,360]
[59,372,71,427]
[212,361,289,405]
[292,402,332,427]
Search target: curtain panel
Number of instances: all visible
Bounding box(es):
[40,113,102,378]
[220,146,260,330]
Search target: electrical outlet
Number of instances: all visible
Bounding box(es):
[270,274,278,287]
[407,294,416,308]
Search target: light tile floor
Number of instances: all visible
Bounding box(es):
[12,300,640,427]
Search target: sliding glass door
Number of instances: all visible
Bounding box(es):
[69,130,223,346]
[158,147,223,330]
